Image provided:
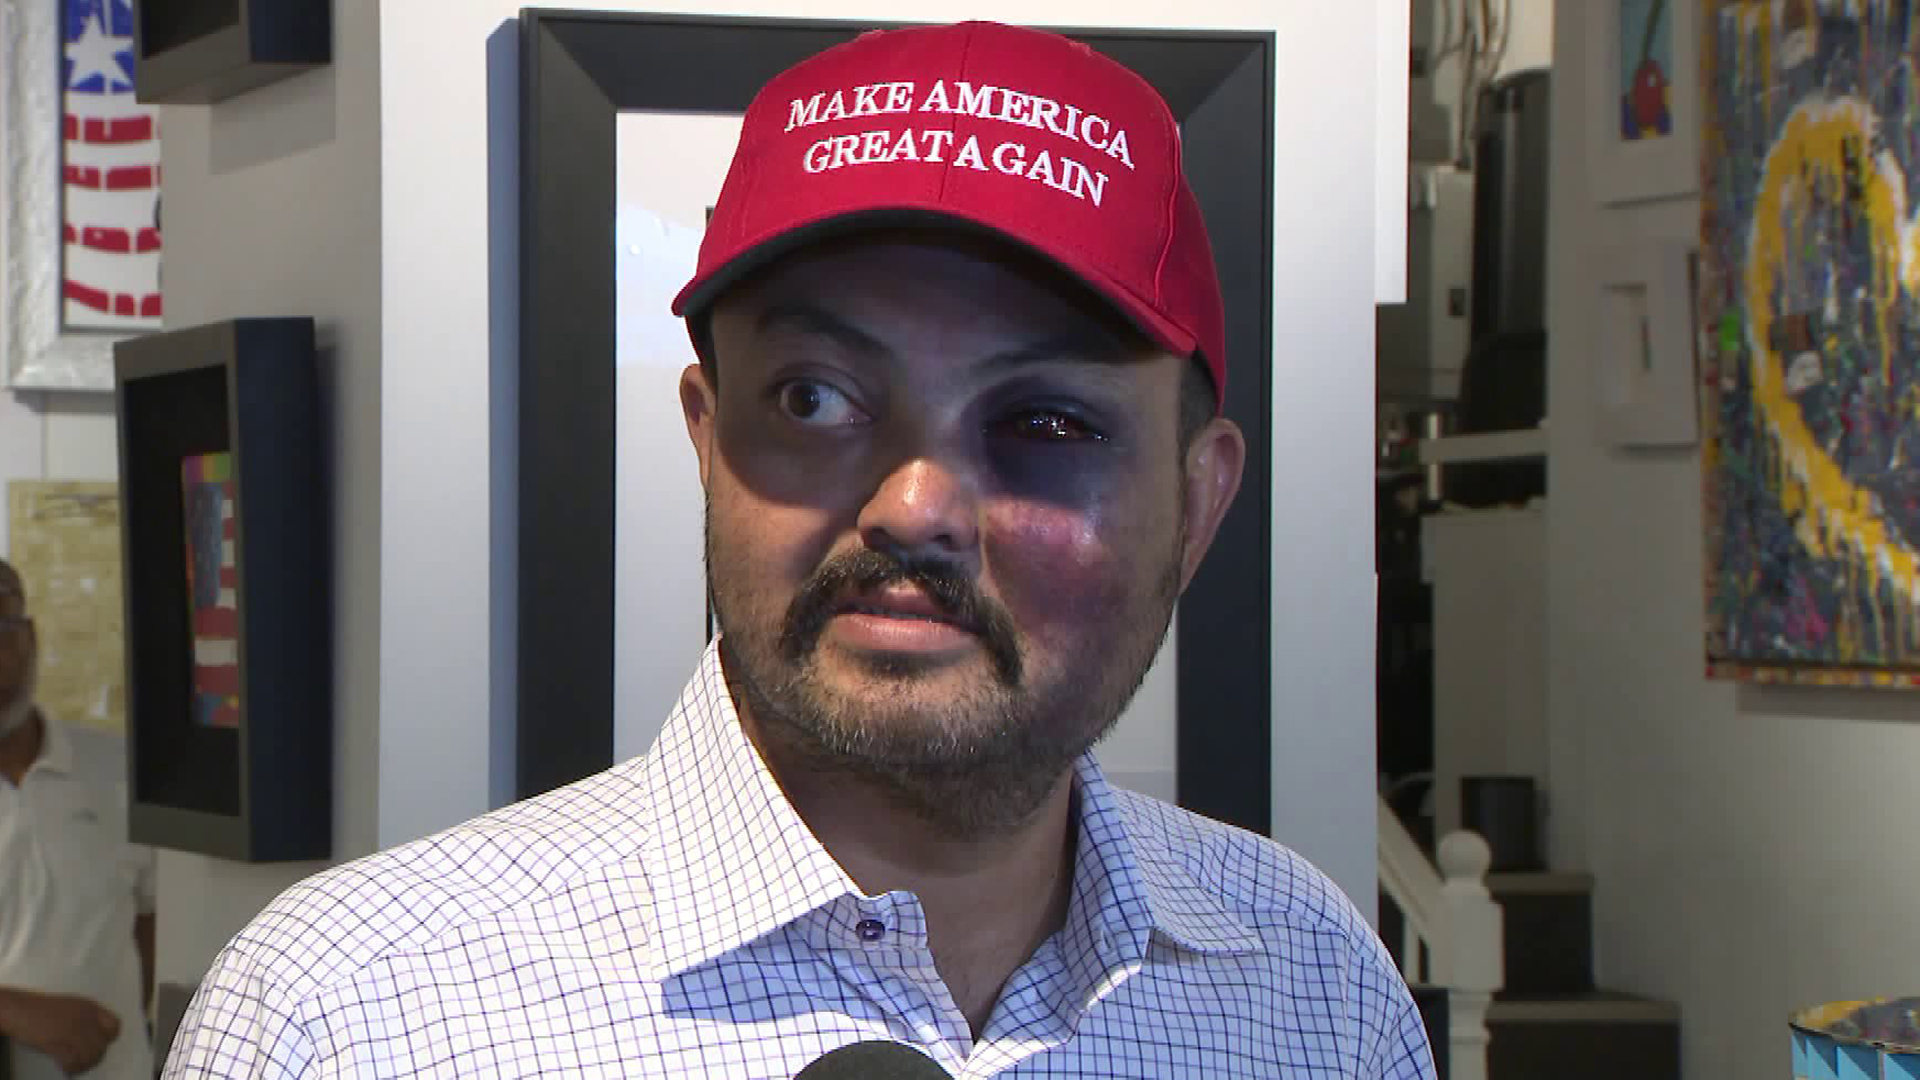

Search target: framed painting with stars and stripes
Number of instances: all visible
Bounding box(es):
[2,0,161,391]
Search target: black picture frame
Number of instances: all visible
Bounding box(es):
[114,318,331,862]
[517,11,1275,834]
[132,0,331,104]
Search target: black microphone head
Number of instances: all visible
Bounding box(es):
[791,1040,953,1080]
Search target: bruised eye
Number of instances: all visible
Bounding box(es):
[776,379,865,426]
[998,409,1105,442]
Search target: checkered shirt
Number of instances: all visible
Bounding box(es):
[163,642,1435,1078]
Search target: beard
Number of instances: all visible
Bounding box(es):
[707,504,1184,839]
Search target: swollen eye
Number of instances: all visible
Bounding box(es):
[1007,411,1100,441]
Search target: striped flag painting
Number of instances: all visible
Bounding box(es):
[63,0,162,331]
[182,453,239,729]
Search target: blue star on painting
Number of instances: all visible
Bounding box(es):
[62,0,137,94]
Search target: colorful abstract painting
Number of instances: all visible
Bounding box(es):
[62,0,162,331]
[1621,0,1677,141]
[182,453,238,727]
[1700,1,1920,687]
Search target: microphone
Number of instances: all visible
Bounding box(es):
[792,1040,954,1079]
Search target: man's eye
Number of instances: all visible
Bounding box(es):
[776,380,864,425]
[1000,410,1104,442]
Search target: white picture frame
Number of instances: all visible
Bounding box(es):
[1583,0,1699,205]
[1593,238,1699,447]
[2,0,138,391]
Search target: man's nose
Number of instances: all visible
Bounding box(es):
[856,453,982,559]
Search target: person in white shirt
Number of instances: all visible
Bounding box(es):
[0,559,156,1080]
[164,21,1435,1078]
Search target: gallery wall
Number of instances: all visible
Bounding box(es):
[145,0,386,992]
[1546,2,1920,1077]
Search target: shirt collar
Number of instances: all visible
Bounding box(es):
[27,709,73,778]
[639,641,861,979]
[640,640,1263,979]
[1063,753,1265,966]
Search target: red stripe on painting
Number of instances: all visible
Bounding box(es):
[64,280,110,312]
[218,567,236,588]
[78,115,154,144]
[80,227,130,254]
[64,282,162,318]
[63,115,77,140]
[193,662,240,696]
[135,228,161,253]
[63,224,76,244]
[104,166,155,191]
[64,165,101,189]
[210,703,241,729]
[194,605,238,636]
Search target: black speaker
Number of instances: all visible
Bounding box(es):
[1461,775,1542,872]
[1469,69,1552,342]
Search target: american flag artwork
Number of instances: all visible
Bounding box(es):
[62,0,162,331]
[183,452,239,729]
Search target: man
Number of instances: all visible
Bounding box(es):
[165,21,1433,1078]
[0,559,156,1080]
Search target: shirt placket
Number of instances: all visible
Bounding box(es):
[809,892,972,1070]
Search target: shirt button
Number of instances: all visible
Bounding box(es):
[855,918,887,942]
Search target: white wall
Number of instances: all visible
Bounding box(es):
[1547,3,1920,1077]
[150,0,386,990]
[0,393,120,540]
[382,0,1388,912]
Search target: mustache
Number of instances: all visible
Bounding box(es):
[779,548,1023,686]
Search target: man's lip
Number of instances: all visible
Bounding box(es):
[835,586,963,626]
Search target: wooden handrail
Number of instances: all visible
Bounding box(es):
[1379,796,1504,1080]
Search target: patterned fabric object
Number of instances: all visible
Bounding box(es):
[61,0,161,329]
[163,642,1434,1079]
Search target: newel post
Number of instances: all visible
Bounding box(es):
[1435,831,1502,1080]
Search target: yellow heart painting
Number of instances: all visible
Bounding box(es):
[1700,0,1920,686]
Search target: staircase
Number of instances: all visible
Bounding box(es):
[1479,871,1680,1080]
[1379,801,1683,1080]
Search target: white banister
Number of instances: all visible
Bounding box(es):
[1378,796,1504,1080]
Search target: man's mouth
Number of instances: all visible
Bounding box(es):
[836,586,972,631]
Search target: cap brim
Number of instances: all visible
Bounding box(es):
[671,204,1200,368]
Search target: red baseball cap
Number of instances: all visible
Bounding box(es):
[671,20,1228,404]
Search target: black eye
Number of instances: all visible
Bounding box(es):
[1002,410,1103,442]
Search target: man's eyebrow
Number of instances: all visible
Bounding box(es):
[980,329,1141,372]
[754,299,1141,371]
[754,301,890,357]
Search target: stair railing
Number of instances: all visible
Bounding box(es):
[1378,796,1504,1080]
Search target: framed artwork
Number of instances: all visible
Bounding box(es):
[1592,239,1700,448]
[5,480,125,733]
[2,0,163,391]
[517,13,1279,834]
[1700,2,1920,687]
[115,318,330,861]
[180,451,238,729]
[131,0,332,104]
[1584,0,1700,205]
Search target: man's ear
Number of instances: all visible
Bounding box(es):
[1176,417,1246,593]
[680,363,717,490]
